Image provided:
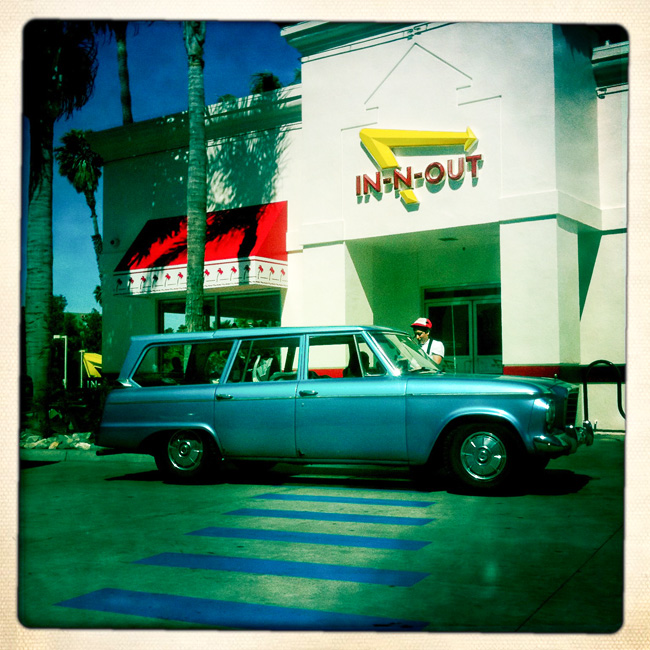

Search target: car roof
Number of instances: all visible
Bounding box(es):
[130,324,404,345]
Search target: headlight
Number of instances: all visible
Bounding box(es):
[535,398,556,432]
[544,399,556,431]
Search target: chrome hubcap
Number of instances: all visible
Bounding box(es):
[460,432,507,481]
[168,432,203,471]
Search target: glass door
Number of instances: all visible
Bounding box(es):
[474,300,503,374]
[426,295,502,374]
[427,303,473,373]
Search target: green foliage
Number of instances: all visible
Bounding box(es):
[81,309,103,352]
[23,21,99,196]
[54,129,103,196]
[217,93,237,104]
[23,20,100,432]
[93,284,102,306]
[48,295,102,393]
[250,71,282,95]
[217,318,280,330]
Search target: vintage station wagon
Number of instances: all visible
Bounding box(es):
[97,325,594,491]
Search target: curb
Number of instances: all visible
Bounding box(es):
[19,447,155,464]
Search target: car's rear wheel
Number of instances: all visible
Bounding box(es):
[446,422,519,491]
[154,430,220,483]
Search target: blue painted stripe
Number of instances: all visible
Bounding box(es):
[134,552,428,587]
[254,493,435,507]
[225,508,434,526]
[57,588,428,630]
[187,527,430,550]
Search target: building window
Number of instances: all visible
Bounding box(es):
[159,292,282,333]
[218,293,282,329]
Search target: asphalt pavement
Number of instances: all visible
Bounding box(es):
[18,433,624,634]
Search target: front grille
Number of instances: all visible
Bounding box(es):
[565,389,579,427]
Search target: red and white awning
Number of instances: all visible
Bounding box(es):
[113,201,288,296]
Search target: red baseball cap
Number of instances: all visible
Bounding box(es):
[411,317,432,329]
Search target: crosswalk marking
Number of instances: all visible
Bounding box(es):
[253,493,435,507]
[134,552,429,586]
[187,526,430,550]
[225,508,434,526]
[57,588,429,631]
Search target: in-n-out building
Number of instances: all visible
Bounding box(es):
[89,22,628,430]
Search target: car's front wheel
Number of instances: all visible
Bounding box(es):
[446,422,520,491]
[154,430,220,483]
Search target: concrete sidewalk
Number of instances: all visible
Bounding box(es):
[19,445,154,464]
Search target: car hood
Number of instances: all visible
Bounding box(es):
[407,371,574,398]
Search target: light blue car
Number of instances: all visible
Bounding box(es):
[97,325,594,491]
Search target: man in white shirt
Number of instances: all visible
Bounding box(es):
[411,317,444,365]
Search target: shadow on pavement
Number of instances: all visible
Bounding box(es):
[20,459,61,470]
[103,464,431,492]
[223,463,434,492]
[105,469,161,482]
[445,469,592,497]
[524,469,592,495]
[101,464,592,497]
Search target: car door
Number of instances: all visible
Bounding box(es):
[295,333,407,461]
[213,336,300,459]
[102,338,235,451]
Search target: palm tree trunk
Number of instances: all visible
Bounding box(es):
[114,22,134,125]
[184,21,207,332]
[84,188,103,276]
[25,118,54,432]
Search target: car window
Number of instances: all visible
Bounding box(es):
[306,334,385,379]
[228,337,300,383]
[185,341,234,384]
[369,331,439,374]
[355,335,388,376]
[132,340,234,387]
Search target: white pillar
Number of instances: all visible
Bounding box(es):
[500,218,580,366]
[294,242,372,326]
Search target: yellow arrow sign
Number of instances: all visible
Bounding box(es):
[360,127,478,169]
[359,127,478,204]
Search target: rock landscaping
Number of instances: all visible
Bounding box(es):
[20,429,95,451]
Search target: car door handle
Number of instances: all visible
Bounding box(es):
[299,389,318,397]
[216,393,233,400]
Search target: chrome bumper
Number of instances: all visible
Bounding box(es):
[533,420,595,455]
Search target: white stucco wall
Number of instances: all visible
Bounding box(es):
[97,21,627,392]
[553,25,602,219]
[294,22,595,249]
[101,155,182,373]
[580,232,626,364]
[500,218,564,364]
[100,111,302,373]
[285,21,625,370]
[597,90,628,230]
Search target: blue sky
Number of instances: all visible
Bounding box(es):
[24,20,302,314]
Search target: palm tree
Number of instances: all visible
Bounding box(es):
[23,20,98,430]
[217,93,236,104]
[250,71,282,95]
[93,21,134,124]
[183,21,207,332]
[54,129,104,277]
[112,21,133,124]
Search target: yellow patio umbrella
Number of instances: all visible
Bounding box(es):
[82,352,102,378]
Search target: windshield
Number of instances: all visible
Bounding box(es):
[368,332,440,374]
